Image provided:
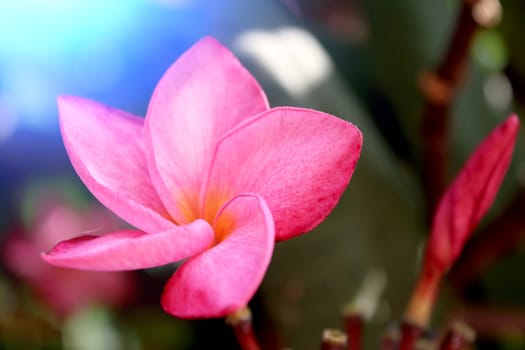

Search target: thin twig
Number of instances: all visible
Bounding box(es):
[226,307,262,350]
[397,321,423,350]
[420,0,483,213]
[321,329,348,350]
[438,321,475,350]
[381,325,399,350]
[343,311,363,350]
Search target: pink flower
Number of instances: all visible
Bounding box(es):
[3,194,135,318]
[42,37,362,318]
[405,115,519,326]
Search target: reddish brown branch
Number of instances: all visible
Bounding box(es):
[226,307,261,350]
[343,312,363,350]
[397,321,423,350]
[420,0,482,213]
[381,325,399,350]
[438,321,475,350]
[321,329,348,350]
[437,1,481,83]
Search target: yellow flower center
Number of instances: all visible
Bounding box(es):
[178,189,235,244]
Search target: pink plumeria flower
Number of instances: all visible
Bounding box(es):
[406,115,519,326]
[42,37,363,318]
[3,195,135,318]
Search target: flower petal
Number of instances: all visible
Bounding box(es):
[202,107,363,241]
[58,95,173,233]
[161,194,275,318]
[426,115,520,272]
[41,219,214,271]
[144,37,269,223]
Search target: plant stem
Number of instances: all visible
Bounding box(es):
[321,329,347,350]
[397,321,423,350]
[381,324,399,350]
[420,0,482,214]
[438,321,475,350]
[398,265,442,350]
[343,311,363,350]
[226,307,261,350]
[405,265,441,328]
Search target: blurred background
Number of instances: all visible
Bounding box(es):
[1,0,525,349]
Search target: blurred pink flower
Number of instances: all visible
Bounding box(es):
[43,37,363,318]
[3,195,135,318]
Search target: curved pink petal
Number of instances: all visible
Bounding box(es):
[42,219,214,271]
[161,194,275,318]
[426,115,520,272]
[58,95,173,233]
[202,107,362,241]
[144,37,269,224]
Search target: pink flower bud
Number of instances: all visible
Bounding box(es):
[405,115,519,327]
[424,114,519,273]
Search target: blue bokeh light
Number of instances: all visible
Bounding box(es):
[0,0,206,136]
[0,0,208,209]
[0,1,137,57]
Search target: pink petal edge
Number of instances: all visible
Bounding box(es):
[144,37,269,224]
[161,194,275,318]
[42,219,214,271]
[201,107,363,241]
[426,114,520,272]
[58,95,173,234]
